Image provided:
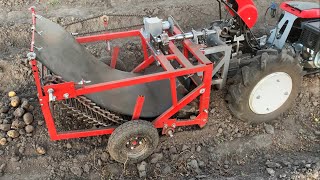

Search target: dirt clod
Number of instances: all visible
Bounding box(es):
[0,124,11,131]
[13,107,24,118]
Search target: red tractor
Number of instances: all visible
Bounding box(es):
[27,0,320,163]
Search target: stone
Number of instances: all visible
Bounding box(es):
[0,106,9,114]
[169,146,177,154]
[182,144,189,151]
[70,166,83,176]
[21,99,30,110]
[66,143,72,149]
[7,130,19,138]
[13,108,25,118]
[36,146,46,155]
[264,124,275,135]
[8,91,16,97]
[100,152,109,162]
[162,165,172,174]
[196,146,201,152]
[0,150,3,156]
[266,168,275,176]
[18,147,25,154]
[188,159,200,173]
[37,120,45,126]
[0,138,7,146]
[23,113,33,125]
[25,125,34,133]
[83,164,91,173]
[150,153,163,164]
[11,119,26,129]
[0,124,11,131]
[137,161,147,178]
[266,161,281,168]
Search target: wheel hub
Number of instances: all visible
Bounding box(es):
[249,72,293,115]
[126,137,148,158]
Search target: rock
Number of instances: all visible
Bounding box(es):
[25,125,34,133]
[265,161,281,168]
[11,119,26,129]
[66,143,72,149]
[21,99,30,110]
[210,108,215,114]
[19,129,26,135]
[0,106,9,114]
[10,96,20,107]
[264,124,275,135]
[18,147,25,154]
[137,161,147,178]
[218,128,223,134]
[188,159,200,173]
[0,163,6,175]
[162,164,172,174]
[169,146,177,154]
[0,150,4,155]
[0,124,11,131]
[70,166,83,176]
[13,108,25,118]
[266,168,275,176]
[196,146,201,152]
[182,144,189,151]
[150,153,163,164]
[7,130,19,138]
[313,101,318,107]
[0,138,7,146]
[100,152,109,162]
[37,120,45,126]
[279,173,287,178]
[36,146,46,155]
[23,113,33,125]
[28,105,35,112]
[83,164,91,174]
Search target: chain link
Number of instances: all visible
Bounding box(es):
[44,76,127,127]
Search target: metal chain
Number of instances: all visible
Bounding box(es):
[44,76,127,127]
[73,23,144,36]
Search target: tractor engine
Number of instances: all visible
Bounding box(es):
[298,20,320,69]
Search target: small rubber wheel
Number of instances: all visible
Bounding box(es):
[100,57,127,71]
[107,120,159,164]
[227,51,303,123]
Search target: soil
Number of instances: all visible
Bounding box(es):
[0,0,319,180]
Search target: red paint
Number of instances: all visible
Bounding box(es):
[226,0,258,28]
[111,46,120,69]
[280,2,320,19]
[132,96,145,120]
[29,9,213,141]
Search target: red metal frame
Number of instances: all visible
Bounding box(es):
[281,2,320,19]
[29,8,213,140]
[226,0,258,28]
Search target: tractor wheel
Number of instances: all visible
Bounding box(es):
[100,57,127,71]
[107,120,159,164]
[227,51,303,123]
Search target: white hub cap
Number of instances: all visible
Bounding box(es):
[249,72,293,114]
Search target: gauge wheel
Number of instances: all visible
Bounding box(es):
[108,120,159,164]
[227,51,303,123]
[100,57,127,71]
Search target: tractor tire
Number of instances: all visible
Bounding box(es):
[100,57,127,71]
[108,120,159,164]
[227,51,303,123]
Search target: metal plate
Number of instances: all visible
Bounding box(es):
[249,72,293,115]
[34,15,177,118]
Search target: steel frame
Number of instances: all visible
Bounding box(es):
[29,8,213,140]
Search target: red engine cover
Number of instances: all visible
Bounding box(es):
[280,1,320,19]
[226,0,258,29]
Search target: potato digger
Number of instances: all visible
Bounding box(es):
[27,0,320,163]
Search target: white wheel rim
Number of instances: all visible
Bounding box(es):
[249,72,293,115]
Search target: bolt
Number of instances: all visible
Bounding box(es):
[63,93,69,99]
[203,119,207,122]
[204,109,208,113]
[164,124,168,128]
[172,123,176,128]
[139,141,142,145]
[200,88,206,94]
[167,130,174,137]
